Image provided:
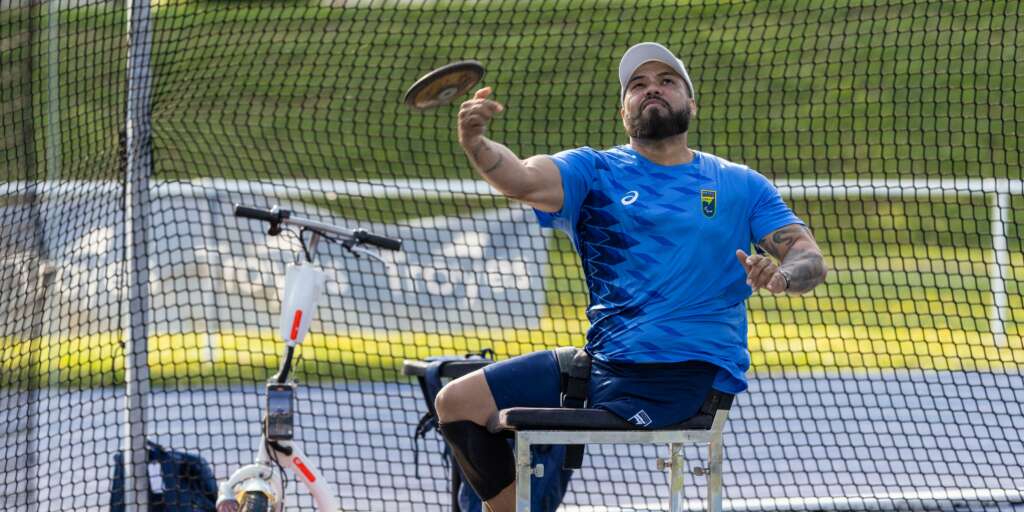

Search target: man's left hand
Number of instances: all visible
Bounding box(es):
[735,249,788,294]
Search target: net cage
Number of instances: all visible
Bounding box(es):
[1,0,1022,510]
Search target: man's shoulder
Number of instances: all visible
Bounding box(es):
[553,145,634,172]
[696,150,755,176]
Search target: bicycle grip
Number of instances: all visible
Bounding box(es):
[234,204,279,222]
[355,230,403,251]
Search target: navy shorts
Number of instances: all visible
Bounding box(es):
[483,350,720,429]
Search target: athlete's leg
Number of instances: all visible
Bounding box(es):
[434,350,562,512]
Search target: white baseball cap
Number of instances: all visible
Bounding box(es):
[618,42,695,102]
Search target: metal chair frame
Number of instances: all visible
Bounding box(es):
[508,408,730,512]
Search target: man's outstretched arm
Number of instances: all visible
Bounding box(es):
[457,87,563,213]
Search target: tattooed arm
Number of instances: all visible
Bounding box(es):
[735,224,828,295]
[457,87,563,212]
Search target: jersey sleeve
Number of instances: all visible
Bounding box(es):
[748,170,804,243]
[533,146,599,232]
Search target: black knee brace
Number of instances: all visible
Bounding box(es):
[438,420,515,501]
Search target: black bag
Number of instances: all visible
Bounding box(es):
[111,440,217,512]
[412,350,572,512]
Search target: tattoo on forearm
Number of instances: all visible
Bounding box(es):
[481,153,505,174]
[469,140,504,174]
[779,248,827,294]
[470,140,490,162]
[756,225,826,294]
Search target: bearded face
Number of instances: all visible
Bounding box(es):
[624,98,692,140]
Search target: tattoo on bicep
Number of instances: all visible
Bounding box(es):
[759,225,811,259]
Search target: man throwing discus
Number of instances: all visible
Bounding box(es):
[434,42,829,511]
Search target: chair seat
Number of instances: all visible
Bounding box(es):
[401,359,492,380]
[493,407,714,432]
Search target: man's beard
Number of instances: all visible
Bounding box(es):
[626,100,691,140]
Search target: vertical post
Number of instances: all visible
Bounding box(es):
[200,194,222,365]
[989,192,1011,346]
[515,434,532,512]
[668,443,684,512]
[20,1,42,508]
[707,411,727,512]
[124,0,154,508]
[45,0,61,182]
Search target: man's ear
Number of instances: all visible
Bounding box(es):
[689,98,698,117]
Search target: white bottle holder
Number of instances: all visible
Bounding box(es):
[279,264,327,346]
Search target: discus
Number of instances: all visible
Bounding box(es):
[403,60,485,110]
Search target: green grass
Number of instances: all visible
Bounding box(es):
[2,1,1018,254]
[1,0,1020,183]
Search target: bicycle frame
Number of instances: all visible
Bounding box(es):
[217,436,338,511]
[216,204,401,512]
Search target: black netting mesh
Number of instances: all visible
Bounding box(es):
[2,0,1022,510]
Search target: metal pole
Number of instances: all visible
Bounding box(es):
[668,443,684,512]
[514,434,532,512]
[200,193,222,365]
[124,0,154,507]
[45,0,61,182]
[989,192,1011,346]
[20,1,42,507]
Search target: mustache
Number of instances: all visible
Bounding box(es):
[641,97,669,109]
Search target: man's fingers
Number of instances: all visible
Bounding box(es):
[765,272,788,294]
[469,88,504,111]
[458,98,505,143]
[744,254,765,283]
[473,86,492,100]
[459,100,503,123]
[735,250,750,271]
[743,254,776,290]
[738,248,785,293]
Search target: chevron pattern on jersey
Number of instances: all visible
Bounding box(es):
[576,190,643,346]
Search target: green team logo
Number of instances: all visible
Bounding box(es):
[701,189,717,218]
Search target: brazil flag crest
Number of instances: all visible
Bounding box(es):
[701,189,717,218]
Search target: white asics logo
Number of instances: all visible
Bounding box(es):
[628,410,653,427]
[621,190,639,205]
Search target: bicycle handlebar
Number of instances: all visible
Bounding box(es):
[352,229,402,251]
[235,205,282,223]
[234,204,403,251]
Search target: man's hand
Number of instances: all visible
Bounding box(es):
[735,249,788,294]
[458,87,504,147]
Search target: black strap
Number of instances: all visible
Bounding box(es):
[412,358,456,479]
[555,347,590,409]
[698,388,735,415]
[554,347,590,469]
[409,350,494,511]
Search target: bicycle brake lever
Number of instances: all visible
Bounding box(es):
[347,244,391,268]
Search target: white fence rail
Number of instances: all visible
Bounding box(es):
[3,177,1020,342]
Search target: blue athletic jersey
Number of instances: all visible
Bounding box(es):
[535,145,803,394]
